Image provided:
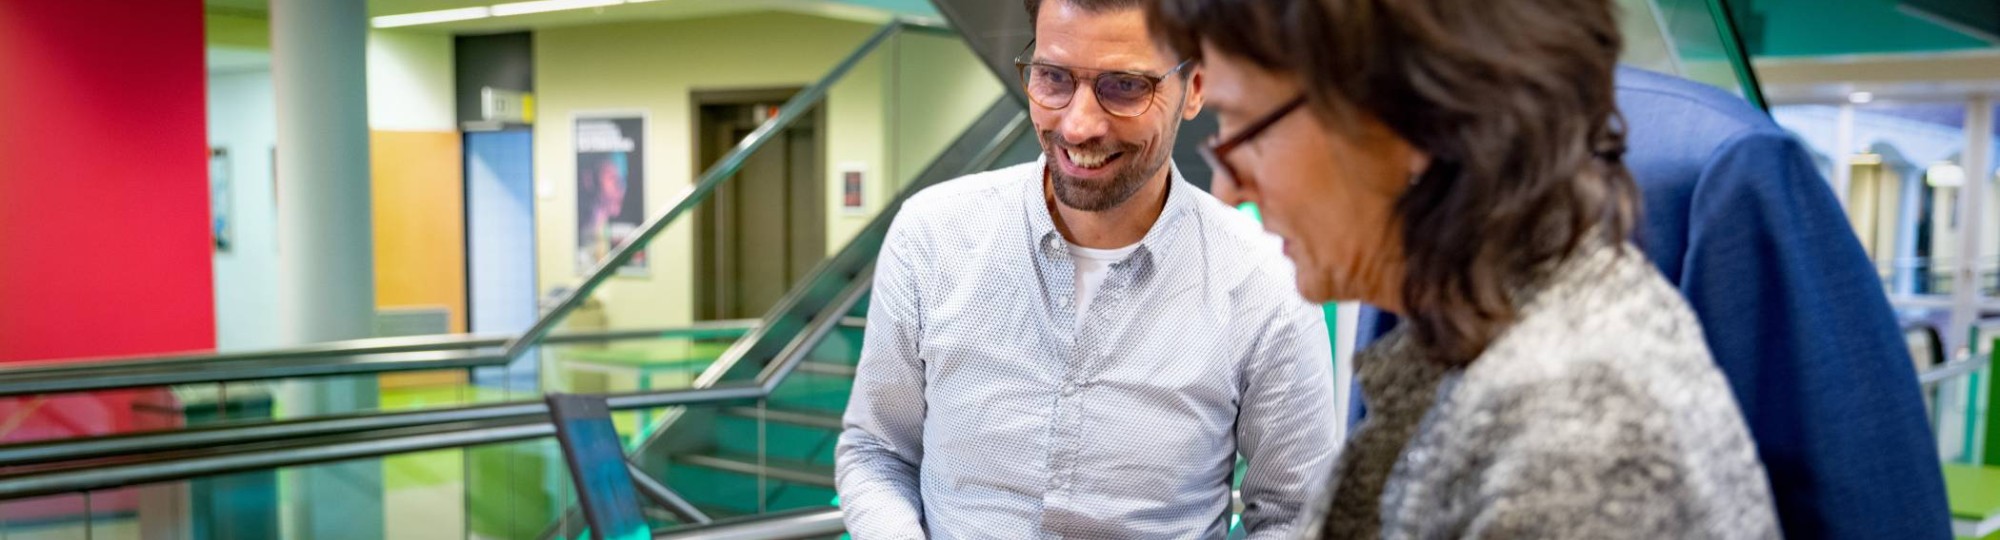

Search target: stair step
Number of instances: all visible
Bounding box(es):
[802,328,865,366]
[678,454,837,489]
[715,408,841,463]
[660,462,832,519]
[722,406,844,430]
[766,373,854,414]
[794,361,857,378]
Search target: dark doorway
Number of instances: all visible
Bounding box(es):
[694,89,826,321]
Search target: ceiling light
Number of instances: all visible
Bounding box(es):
[1850,91,1875,104]
[371,7,491,28]
[490,0,624,17]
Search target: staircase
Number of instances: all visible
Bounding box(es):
[601,90,1033,534]
[663,300,869,519]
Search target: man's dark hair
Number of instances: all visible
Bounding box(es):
[1152,0,1638,367]
[1025,0,1148,29]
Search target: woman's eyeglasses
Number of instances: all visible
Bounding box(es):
[1200,95,1307,192]
[1014,41,1194,118]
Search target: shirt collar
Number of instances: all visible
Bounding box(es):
[1023,154,1199,262]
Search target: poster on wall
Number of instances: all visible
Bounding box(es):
[210,148,232,252]
[575,114,648,276]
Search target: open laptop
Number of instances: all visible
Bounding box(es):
[546,393,653,540]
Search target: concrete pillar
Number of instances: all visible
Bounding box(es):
[271,0,384,538]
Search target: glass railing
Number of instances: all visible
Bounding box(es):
[0,404,689,540]
[0,14,995,438]
[617,304,867,528]
[0,323,755,459]
[1617,0,1765,108]
[0,17,1019,539]
[516,15,1009,451]
[512,19,1002,364]
[0,0,1775,535]
[511,17,1028,535]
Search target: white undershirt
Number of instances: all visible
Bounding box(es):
[1067,241,1141,315]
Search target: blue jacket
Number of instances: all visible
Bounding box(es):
[1354,67,1950,539]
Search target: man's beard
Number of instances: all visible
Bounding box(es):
[1044,135,1170,212]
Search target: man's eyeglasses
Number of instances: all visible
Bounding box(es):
[1013,41,1195,118]
[1200,95,1307,192]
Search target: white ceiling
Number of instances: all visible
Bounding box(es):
[1757,49,2000,104]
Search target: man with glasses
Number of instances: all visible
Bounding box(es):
[834,0,1337,537]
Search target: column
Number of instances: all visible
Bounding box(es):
[272,0,384,538]
[1953,97,1994,357]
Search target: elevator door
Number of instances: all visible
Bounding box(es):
[695,93,825,321]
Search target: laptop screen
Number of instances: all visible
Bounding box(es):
[546,393,652,540]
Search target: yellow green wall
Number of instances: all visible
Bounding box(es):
[889,31,1006,191]
[532,13,1001,330]
[205,11,268,50]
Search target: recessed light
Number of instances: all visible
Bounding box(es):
[1927,162,1965,188]
[490,0,625,17]
[372,7,492,28]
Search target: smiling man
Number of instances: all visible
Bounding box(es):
[832,0,1337,538]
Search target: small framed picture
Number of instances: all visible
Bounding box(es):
[210,148,232,252]
[840,162,867,214]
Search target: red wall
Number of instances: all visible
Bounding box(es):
[0,0,215,363]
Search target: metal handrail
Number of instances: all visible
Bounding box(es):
[0,320,755,379]
[1921,352,1985,388]
[0,384,765,469]
[505,19,927,361]
[620,95,1027,463]
[0,20,1026,502]
[651,507,844,540]
[0,321,757,399]
[629,459,712,525]
[0,94,1030,499]
[0,423,558,500]
[0,383,769,498]
[0,333,497,373]
[0,349,507,398]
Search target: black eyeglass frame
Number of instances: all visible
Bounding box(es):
[1012,40,1196,119]
[1199,95,1308,192]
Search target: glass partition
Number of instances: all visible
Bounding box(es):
[1618,0,1764,106]
[528,23,1001,422]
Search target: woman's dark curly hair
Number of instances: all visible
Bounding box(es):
[1152,0,1640,366]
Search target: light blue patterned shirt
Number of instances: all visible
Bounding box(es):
[836,159,1338,539]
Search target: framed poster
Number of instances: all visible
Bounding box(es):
[575,114,648,276]
[210,148,232,252]
[840,162,867,214]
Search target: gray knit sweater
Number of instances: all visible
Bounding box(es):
[1304,244,1781,539]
